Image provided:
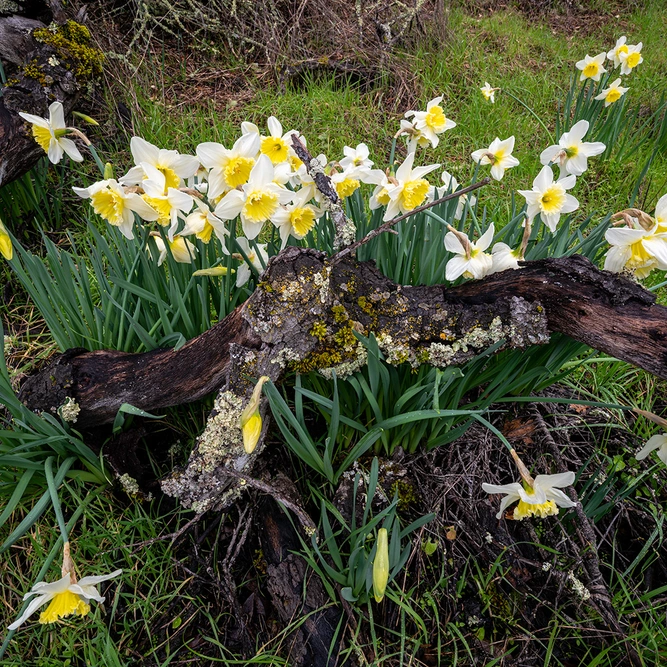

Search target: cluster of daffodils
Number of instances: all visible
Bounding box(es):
[483,449,577,521]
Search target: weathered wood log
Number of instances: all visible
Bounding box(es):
[20,250,667,429]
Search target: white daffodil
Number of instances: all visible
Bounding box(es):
[149,232,197,266]
[607,36,629,68]
[232,237,268,287]
[491,242,522,273]
[214,155,293,239]
[340,143,374,170]
[250,116,301,165]
[73,179,159,239]
[480,82,496,103]
[330,165,371,200]
[444,224,494,281]
[603,222,667,278]
[471,136,520,181]
[483,471,576,520]
[654,194,667,231]
[595,78,629,107]
[140,164,194,241]
[636,434,667,465]
[575,52,607,82]
[0,217,13,261]
[426,171,476,220]
[272,187,323,248]
[383,152,440,221]
[19,101,83,164]
[119,136,199,189]
[399,119,431,152]
[196,133,261,201]
[179,200,228,244]
[619,43,643,75]
[518,166,579,232]
[404,96,456,149]
[8,545,121,630]
[539,120,606,177]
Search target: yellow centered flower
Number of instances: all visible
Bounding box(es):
[563,145,579,159]
[401,179,430,210]
[617,45,629,57]
[261,136,289,164]
[90,189,125,226]
[243,189,279,223]
[32,125,53,153]
[626,51,641,68]
[628,238,653,268]
[583,62,600,78]
[513,496,558,520]
[143,196,172,227]
[335,177,360,199]
[290,207,316,236]
[376,188,391,207]
[539,185,566,214]
[605,88,622,104]
[224,156,255,188]
[157,167,181,190]
[424,105,447,133]
[196,222,214,244]
[288,154,303,171]
[39,590,90,624]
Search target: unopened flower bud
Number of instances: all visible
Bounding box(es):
[372,528,390,603]
[239,376,270,453]
[0,217,13,261]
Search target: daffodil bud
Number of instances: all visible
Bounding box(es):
[104,162,114,180]
[72,111,99,126]
[0,217,13,261]
[372,528,389,603]
[240,376,270,454]
[193,266,232,277]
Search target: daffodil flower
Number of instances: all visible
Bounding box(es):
[539,120,605,177]
[140,164,195,241]
[340,143,374,170]
[636,434,667,465]
[399,119,431,152]
[483,451,576,521]
[471,136,520,181]
[619,43,643,75]
[214,155,293,239]
[0,217,12,261]
[19,101,84,164]
[575,52,607,82]
[607,36,629,68]
[272,187,323,248]
[518,166,579,232]
[73,179,159,239]
[654,194,667,231]
[119,137,200,189]
[491,242,522,273]
[404,96,456,149]
[603,222,667,278]
[383,152,440,221]
[594,78,629,107]
[196,133,260,201]
[179,200,228,244]
[149,232,197,266]
[480,82,497,103]
[444,224,494,281]
[8,544,121,630]
[372,528,389,603]
[239,376,270,454]
[246,116,301,166]
[330,165,367,200]
[232,237,268,287]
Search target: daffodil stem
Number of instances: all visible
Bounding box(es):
[388,137,398,172]
[87,144,106,177]
[503,90,554,144]
[44,457,69,543]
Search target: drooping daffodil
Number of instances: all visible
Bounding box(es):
[654,194,667,231]
[383,152,440,221]
[491,242,522,273]
[619,43,643,76]
[214,155,293,239]
[0,217,13,261]
[444,223,494,281]
[482,450,577,520]
[18,101,84,164]
[149,232,197,266]
[636,434,667,465]
[8,543,121,630]
[594,78,629,107]
[119,136,199,189]
[471,136,520,181]
[403,96,456,149]
[539,120,606,177]
[179,199,228,245]
[73,179,159,239]
[231,237,269,288]
[518,165,579,232]
[575,52,607,82]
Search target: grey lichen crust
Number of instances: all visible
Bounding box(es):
[161,390,250,514]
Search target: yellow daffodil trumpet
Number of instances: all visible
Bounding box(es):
[239,376,270,454]
[372,528,390,602]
